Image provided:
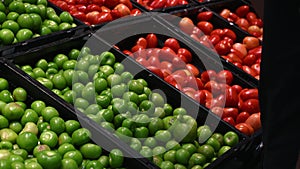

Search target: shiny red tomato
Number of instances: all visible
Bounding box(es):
[146,33,158,48]
[197,11,213,21]
[235,122,254,136]
[223,116,236,126]
[245,112,261,131]
[164,38,180,53]
[86,4,102,12]
[236,111,250,123]
[86,11,101,25]
[177,48,192,63]
[70,11,86,22]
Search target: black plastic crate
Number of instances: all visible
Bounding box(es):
[0,2,90,57]
[157,6,259,87]
[4,16,254,168]
[200,0,260,17]
[49,0,149,28]
[0,57,159,169]
[200,0,263,29]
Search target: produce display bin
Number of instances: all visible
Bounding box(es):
[49,0,149,27]
[198,0,264,38]
[0,57,160,169]
[89,15,261,168]
[199,0,260,18]
[0,1,90,57]
[157,5,260,85]
[2,14,259,168]
[130,0,197,12]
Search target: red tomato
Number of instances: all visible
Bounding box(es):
[65,0,76,5]
[70,11,86,22]
[104,0,119,8]
[177,48,192,63]
[215,40,231,55]
[92,0,105,5]
[136,37,148,49]
[172,56,186,70]
[239,98,260,114]
[150,0,167,9]
[179,17,195,35]
[186,63,199,77]
[130,9,142,16]
[209,34,221,45]
[235,18,250,29]
[231,84,242,94]
[204,80,221,96]
[235,5,250,17]
[251,63,260,75]
[243,54,258,66]
[197,11,213,21]
[114,3,131,16]
[217,70,233,85]
[160,61,173,72]
[194,89,212,105]
[55,1,69,11]
[223,28,237,42]
[223,116,236,126]
[224,87,238,107]
[226,52,243,63]
[236,111,250,124]
[146,66,164,78]
[147,55,161,67]
[164,38,180,53]
[245,112,261,131]
[211,106,223,118]
[122,50,133,56]
[159,47,176,62]
[86,11,100,24]
[185,76,198,89]
[239,88,259,101]
[119,0,133,9]
[111,9,123,19]
[86,4,102,12]
[242,36,260,50]
[131,45,144,53]
[197,21,213,35]
[166,0,179,7]
[219,9,230,19]
[136,57,150,67]
[178,0,188,5]
[246,12,257,22]
[222,107,239,120]
[76,0,88,5]
[228,12,239,22]
[201,70,217,84]
[164,75,182,90]
[210,28,224,38]
[146,33,158,48]
[101,6,111,12]
[75,4,87,13]
[97,12,113,24]
[235,123,254,136]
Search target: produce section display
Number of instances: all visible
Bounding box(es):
[0,0,81,46]
[0,0,264,168]
[6,31,250,169]
[49,0,143,25]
